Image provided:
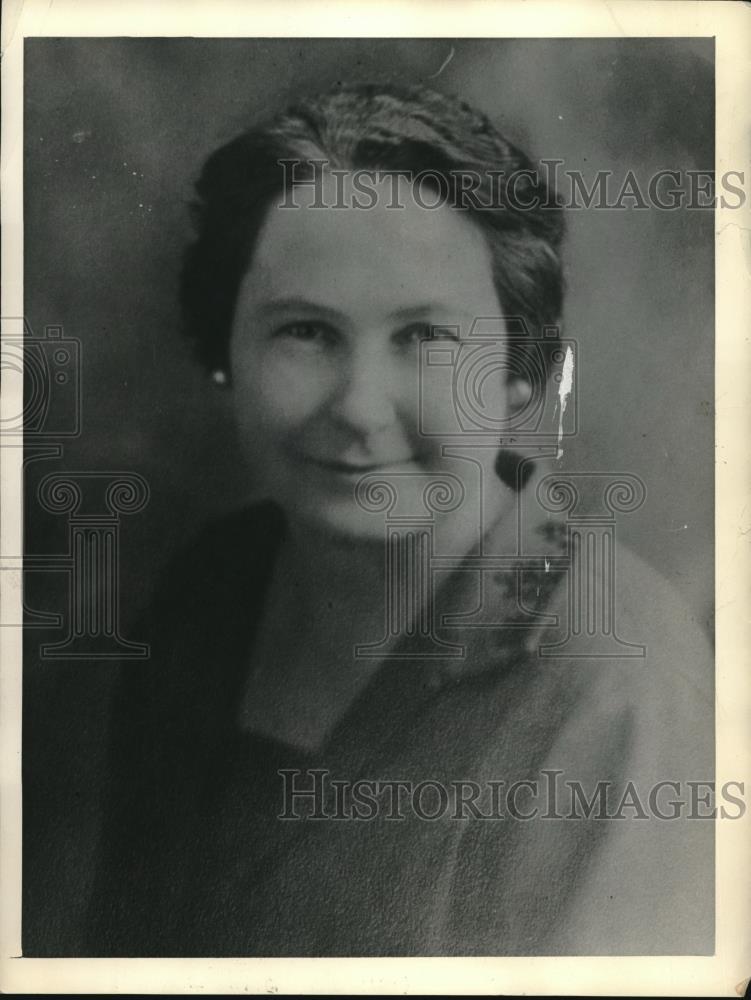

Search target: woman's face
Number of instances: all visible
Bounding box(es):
[230,172,514,541]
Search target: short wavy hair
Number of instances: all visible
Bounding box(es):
[180,82,565,374]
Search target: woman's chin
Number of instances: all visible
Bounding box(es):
[286,495,390,542]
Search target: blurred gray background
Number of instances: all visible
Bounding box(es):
[22,37,714,953]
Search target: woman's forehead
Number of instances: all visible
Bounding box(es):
[239,175,501,324]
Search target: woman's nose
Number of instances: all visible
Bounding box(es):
[327,347,398,437]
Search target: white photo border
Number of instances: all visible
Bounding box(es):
[2,0,749,994]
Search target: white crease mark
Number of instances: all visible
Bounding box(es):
[427,46,455,79]
[555,345,575,459]
[544,557,550,573]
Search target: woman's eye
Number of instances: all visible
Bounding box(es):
[274,321,336,345]
[395,322,433,345]
[396,323,461,344]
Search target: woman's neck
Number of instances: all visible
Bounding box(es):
[278,517,390,613]
[275,500,510,617]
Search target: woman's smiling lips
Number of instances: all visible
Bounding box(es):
[300,454,419,479]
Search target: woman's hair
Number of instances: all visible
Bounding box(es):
[180,82,565,375]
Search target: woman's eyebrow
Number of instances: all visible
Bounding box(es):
[254,297,348,321]
[252,297,475,324]
[387,303,476,322]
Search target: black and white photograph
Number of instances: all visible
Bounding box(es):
[2,1,750,995]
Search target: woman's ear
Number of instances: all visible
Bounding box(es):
[506,376,533,414]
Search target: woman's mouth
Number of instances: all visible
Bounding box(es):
[302,456,418,479]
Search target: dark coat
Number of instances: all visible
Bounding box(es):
[85,497,714,956]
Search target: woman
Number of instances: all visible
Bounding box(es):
[87,83,713,956]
